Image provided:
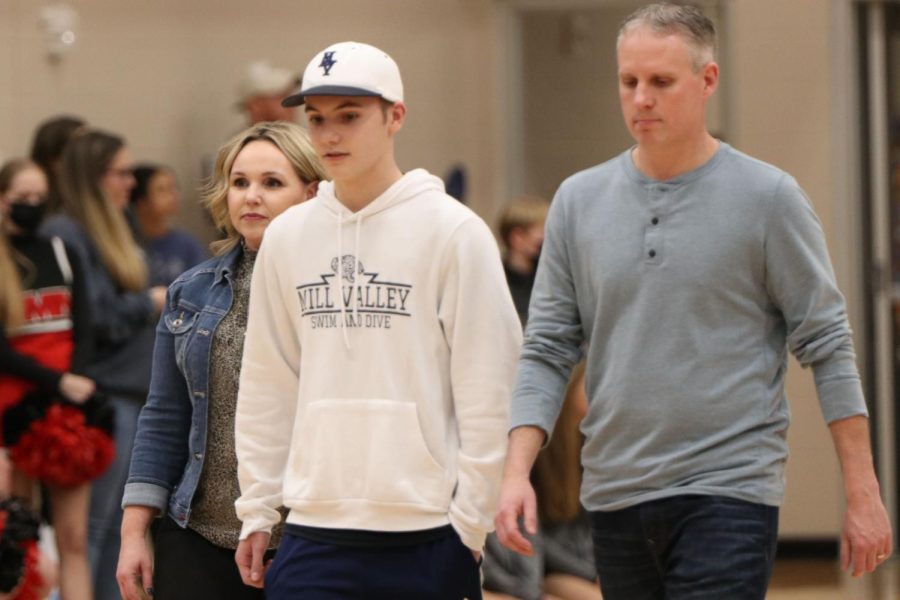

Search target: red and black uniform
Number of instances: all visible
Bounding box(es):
[0,232,91,416]
[0,232,91,598]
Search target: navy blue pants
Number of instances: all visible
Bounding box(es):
[265,531,482,600]
[590,495,779,600]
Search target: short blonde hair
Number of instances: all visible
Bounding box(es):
[497,195,550,250]
[203,121,326,256]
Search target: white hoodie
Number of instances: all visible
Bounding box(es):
[234,169,522,550]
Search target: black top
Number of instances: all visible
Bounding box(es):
[0,233,92,390]
[285,523,456,549]
[504,263,536,327]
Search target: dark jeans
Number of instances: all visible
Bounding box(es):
[153,516,271,600]
[265,530,482,600]
[590,495,779,600]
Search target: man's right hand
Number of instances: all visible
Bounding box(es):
[236,531,271,588]
[494,474,539,556]
[116,532,154,600]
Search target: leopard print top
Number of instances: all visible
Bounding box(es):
[187,248,281,549]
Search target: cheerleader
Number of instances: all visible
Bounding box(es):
[0,158,98,600]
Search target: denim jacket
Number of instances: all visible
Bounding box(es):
[122,244,241,525]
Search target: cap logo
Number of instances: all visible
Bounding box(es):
[319,51,337,76]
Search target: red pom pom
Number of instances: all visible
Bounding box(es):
[9,404,115,488]
[11,541,43,600]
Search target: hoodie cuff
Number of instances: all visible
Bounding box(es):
[238,516,277,541]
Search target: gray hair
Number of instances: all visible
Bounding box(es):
[617,3,716,71]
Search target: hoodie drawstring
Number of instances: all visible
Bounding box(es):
[336,212,351,350]
[336,212,364,351]
[353,215,362,327]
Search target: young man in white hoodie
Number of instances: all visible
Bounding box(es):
[233,41,522,599]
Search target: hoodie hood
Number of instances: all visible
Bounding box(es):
[316,168,447,219]
[315,169,448,350]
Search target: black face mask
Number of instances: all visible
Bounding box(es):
[8,202,47,233]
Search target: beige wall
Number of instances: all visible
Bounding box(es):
[0,0,503,242]
[519,2,724,202]
[728,0,846,537]
[0,0,863,539]
[520,6,635,201]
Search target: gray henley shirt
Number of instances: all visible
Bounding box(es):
[510,142,867,511]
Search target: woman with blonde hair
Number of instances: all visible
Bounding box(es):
[117,122,325,600]
[0,158,96,600]
[42,129,166,600]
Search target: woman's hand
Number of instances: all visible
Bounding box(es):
[117,507,158,600]
[58,373,96,404]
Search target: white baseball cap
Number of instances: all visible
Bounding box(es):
[282,41,403,107]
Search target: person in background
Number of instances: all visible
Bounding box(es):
[236,61,298,125]
[0,158,94,600]
[529,363,600,600]
[495,4,892,599]
[200,62,299,182]
[497,196,549,326]
[129,164,207,287]
[116,122,325,600]
[483,364,601,600]
[42,130,165,600]
[29,115,86,214]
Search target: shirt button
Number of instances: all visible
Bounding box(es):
[649,250,657,258]
[194,453,203,460]
[651,217,659,225]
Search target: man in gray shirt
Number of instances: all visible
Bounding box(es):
[495,3,893,599]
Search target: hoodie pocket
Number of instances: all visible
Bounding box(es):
[291,399,452,508]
